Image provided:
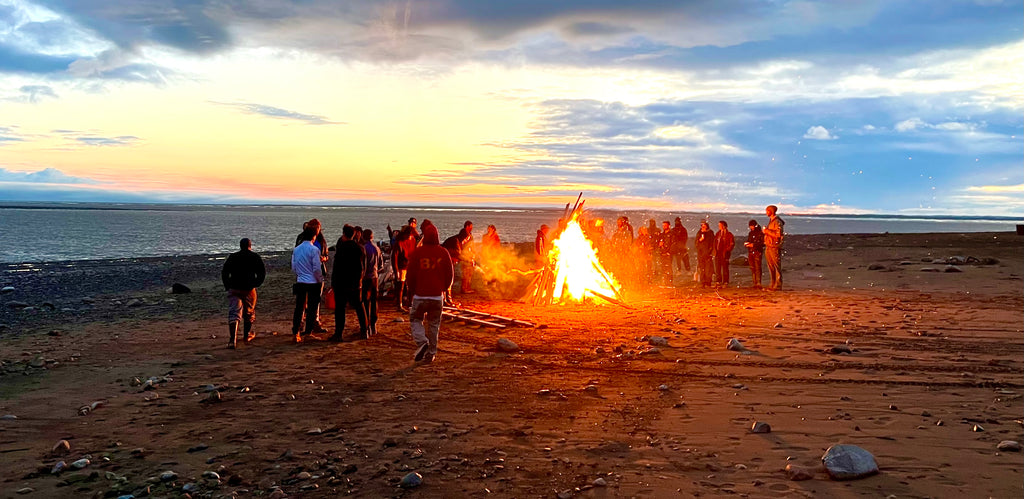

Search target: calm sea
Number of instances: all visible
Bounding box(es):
[0,203,1019,263]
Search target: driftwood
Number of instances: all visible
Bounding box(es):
[443,306,537,329]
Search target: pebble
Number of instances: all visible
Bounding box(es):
[726,338,746,352]
[202,470,221,480]
[51,461,67,474]
[830,345,853,355]
[867,264,885,270]
[0,414,16,420]
[71,458,90,469]
[750,422,771,434]
[593,477,607,487]
[584,385,599,394]
[785,464,814,481]
[296,471,311,480]
[187,443,209,453]
[0,286,14,293]
[6,301,29,309]
[944,265,963,273]
[658,384,670,391]
[268,489,288,499]
[497,338,519,352]
[160,470,179,481]
[205,390,222,403]
[821,444,879,480]
[182,483,199,493]
[306,428,323,435]
[921,411,932,417]
[125,299,143,307]
[15,487,33,495]
[973,424,984,432]
[996,440,1021,452]
[52,439,71,455]
[557,490,573,499]
[399,472,423,488]
[647,336,669,347]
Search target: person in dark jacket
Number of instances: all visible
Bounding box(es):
[714,220,735,287]
[670,217,690,272]
[694,222,715,287]
[407,223,454,363]
[221,238,266,348]
[329,225,368,342]
[744,220,765,289]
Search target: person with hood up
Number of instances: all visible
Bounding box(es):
[406,223,454,363]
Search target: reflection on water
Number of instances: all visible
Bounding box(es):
[0,204,1018,264]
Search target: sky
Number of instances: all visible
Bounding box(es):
[0,0,1021,216]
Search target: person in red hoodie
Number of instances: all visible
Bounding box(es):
[406,223,454,363]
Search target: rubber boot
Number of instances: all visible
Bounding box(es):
[227,322,238,349]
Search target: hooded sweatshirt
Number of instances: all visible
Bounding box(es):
[406,224,454,298]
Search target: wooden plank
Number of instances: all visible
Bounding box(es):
[442,312,507,329]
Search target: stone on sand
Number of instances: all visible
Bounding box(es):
[821,444,879,480]
[593,477,607,487]
[996,440,1021,452]
[497,338,519,352]
[944,265,963,273]
[51,439,71,456]
[171,283,191,294]
[51,461,66,474]
[829,345,853,354]
[399,472,423,488]
[0,286,13,294]
[647,336,669,347]
[750,421,771,433]
[785,464,815,481]
[867,264,885,270]
[71,458,90,469]
[159,470,179,481]
[727,338,747,352]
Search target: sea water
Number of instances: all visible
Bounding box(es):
[0,203,1018,263]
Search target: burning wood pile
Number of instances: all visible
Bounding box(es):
[525,194,626,306]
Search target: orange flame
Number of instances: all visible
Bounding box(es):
[548,218,622,303]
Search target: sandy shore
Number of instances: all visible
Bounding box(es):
[1,232,1022,498]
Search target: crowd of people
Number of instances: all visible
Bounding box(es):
[219,205,786,361]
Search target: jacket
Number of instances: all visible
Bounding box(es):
[714,230,735,255]
[222,249,266,291]
[695,228,714,257]
[746,227,765,254]
[331,239,366,290]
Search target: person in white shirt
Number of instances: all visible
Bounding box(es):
[292,227,325,342]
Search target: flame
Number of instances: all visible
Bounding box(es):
[548,218,621,303]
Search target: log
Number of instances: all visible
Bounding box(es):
[590,290,633,309]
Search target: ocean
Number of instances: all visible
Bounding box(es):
[0,203,1019,263]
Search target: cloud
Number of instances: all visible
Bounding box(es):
[0,167,98,184]
[803,125,836,140]
[214,101,343,125]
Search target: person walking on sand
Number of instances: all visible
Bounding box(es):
[221,238,266,349]
[695,221,715,287]
[714,221,735,287]
[764,205,786,290]
[292,228,325,343]
[330,225,368,342]
[407,223,454,363]
[361,228,383,336]
[744,220,765,289]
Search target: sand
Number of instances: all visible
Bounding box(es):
[1,232,1022,498]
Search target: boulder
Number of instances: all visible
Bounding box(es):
[171,283,191,294]
[821,444,878,480]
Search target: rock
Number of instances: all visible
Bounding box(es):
[750,421,772,434]
[202,471,221,480]
[557,490,573,499]
[125,299,143,307]
[584,385,599,394]
[921,411,931,417]
[52,439,71,456]
[658,384,670,391]
[593,477,607,487]
[182,482,199,493]
[946,256,966,265]
[726,338,747,352]
[268,489,288,499]
[6,301,29,309]
[829,345,853,355]
[51,461,67,474]
[187,443,209,453]
[171,283,191,294]
[889,404,899,411]
[41,302,55,310]
[71,458,90,469]
[399,472,423,488]
[15,487,33,495]
[0,286,14,293]
[867,264,885,270]
[296,471,311,480]
[973,424,984,432]
[204,390,222,403]
[920,267,940,272]
[996,440,1021,452]
[159,470,178,482]
[944,265,962,273]
[306,428,322,435]
[785,464,814,481]
[647,336,669,347]
[821,444,879,480]
[0,414,17,420]
[497,338,519,352]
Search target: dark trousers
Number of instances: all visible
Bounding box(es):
[361,277,378,331]
[748,251,763,287]
[292,282,322,334]
[715,251,732,284]
[697,253,713,286]
[766,246,782,290]
[335,286,368,335]
[673,250,691,271]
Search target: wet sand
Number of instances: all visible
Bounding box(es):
[1,232,1022,498]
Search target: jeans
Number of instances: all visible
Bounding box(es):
[410,297,443,356]
[361,277,378,331]
[292,282,322,334]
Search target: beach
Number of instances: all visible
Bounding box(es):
[1,232,1022,498]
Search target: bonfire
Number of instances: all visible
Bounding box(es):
[526,195,625,306]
